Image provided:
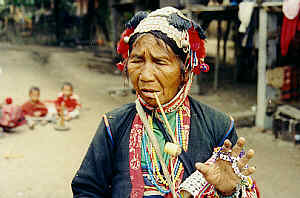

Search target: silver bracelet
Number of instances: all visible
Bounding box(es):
[179,171,214,197]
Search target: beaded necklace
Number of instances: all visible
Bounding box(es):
[141,107,187,194]
[142,131,170,194]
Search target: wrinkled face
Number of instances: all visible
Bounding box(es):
[127,34,182,106]
[62,85,73,97]
[30,90,40,102]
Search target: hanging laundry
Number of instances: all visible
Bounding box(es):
[283,0,300,20]
[238,1,255,33]
[281,0,300,56]
[281,15,300,56]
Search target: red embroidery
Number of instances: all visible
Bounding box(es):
[129,117,145,198]
[129,98,191,197]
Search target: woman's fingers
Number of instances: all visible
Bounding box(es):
[238,149,255,169]
[231,137,246,158]
[222,139,232,153]
[242,166,256,176]
[195,162,220,186]
[195,162,210,176]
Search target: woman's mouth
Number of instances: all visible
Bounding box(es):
[140,89,159,98]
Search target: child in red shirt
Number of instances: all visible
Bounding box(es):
[0,97,26,132]
[22,86,48,129]
[54,82,81,121]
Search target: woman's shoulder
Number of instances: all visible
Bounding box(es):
[189,96,236,145]
[105,103,136,118]
[189,96,233,133]
[101,102,136,130]
[94,103,136,145]
[189,96,229,120]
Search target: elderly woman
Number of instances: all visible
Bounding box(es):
[72,7,259,198]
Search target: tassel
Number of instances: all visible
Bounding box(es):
[117,28,134,59]
[116,62,125,71]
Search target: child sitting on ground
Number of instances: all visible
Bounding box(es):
[0,97,26,132]
[54,82,81,121]
[21,86,48,129]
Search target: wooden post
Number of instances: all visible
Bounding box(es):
[256,7,267,128]
[109,0,118,58]
[223,20,231,64]
[87,0,96,40]
[233,20,240,82]
[214,19,222,90]
[54,0,62,44]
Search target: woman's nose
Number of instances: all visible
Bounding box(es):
[140,61,155,82]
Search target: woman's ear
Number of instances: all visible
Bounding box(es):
[183,71,189,84]
[180,61,189,84]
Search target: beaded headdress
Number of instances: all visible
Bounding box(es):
[116,6,209,74]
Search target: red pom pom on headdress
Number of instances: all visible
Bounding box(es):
[5,97,13,104]
[117,28,134,60]
[188,25,209,74]
[198,39,206,59]
[116,62,125,71]
[116,28,134,71]
[188,26,201,51]
[192,62,210,74]
[188,26,206,60]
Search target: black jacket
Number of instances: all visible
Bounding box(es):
[71,97,237,198]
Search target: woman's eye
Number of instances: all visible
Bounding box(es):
[153,57,168,65]
[131,59,143,64]
[156,60,167,65]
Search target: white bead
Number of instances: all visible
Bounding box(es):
[182,40,189,48]
[164,142,182,157]
[124,36,130,43]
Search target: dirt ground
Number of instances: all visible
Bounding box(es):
[0,43,299,198]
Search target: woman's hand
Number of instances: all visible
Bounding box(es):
[195,137,256,195]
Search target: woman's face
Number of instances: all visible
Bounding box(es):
[127,34,182,106]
